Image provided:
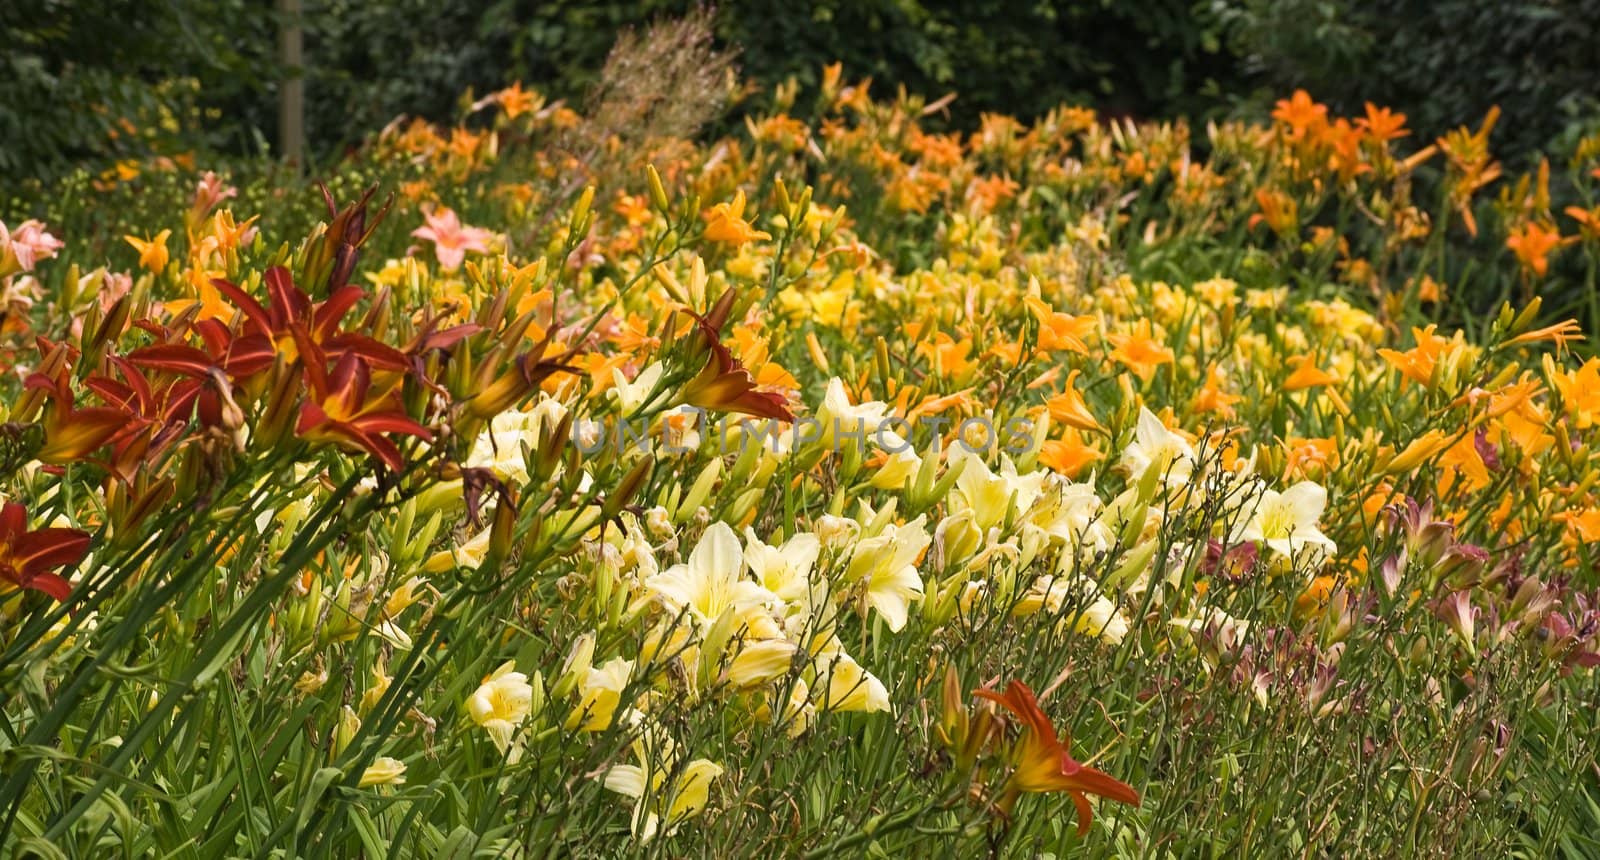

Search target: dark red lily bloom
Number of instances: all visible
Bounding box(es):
[0,502,90,601]
[82,356,220,477]
[297,350,432,471]
[973,680,1141,833]
[679,289,794,422]
[23,362,138,465]
[212,266,407,379]
[126,332,252,433]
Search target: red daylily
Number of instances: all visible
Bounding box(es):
[973,680,1141,833]
[297,350,432,471]
[0,502,90,601]
[212,266,406,379]
[679,289,794,422]
[23,357,138,465]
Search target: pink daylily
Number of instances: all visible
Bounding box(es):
[411,207,494,271]
[1,219,65,277]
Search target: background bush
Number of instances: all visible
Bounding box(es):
[1217,0,1600,164]
[3,0,1597,189]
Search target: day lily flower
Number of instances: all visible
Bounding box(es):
[610,362,666,416]
[645,522,779,633]
[700,189,771,246]
[1377,325,1453,388]
[973,680,1140,830]
[951,446,1047,531]
[814,647,892,713]
[841,515,930,632]
[467,661,537,756]
[411,206,495,271]
[743,528,822,606]
[1023,294,1095,354]
[816,377,892,447]
[23,359,136,465]
[725,638,799,687]
[0,502,91,602]
[124,229,172,273]
[1119,407,1196,485]
[1106,321,1175,382]
[297,351,433,472]
[566,656,635,732]
[603,726,723,843]
[680,299,794,422]
[212,266,407,379]
[1045,370,1105,433]
[358,757,407,788]
[1505,223,1562,277]
[1238,481,1336,561]
[0,219,64,277]
[1283,355,1339,391]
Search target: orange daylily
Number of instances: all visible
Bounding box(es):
[974,680,1140,831]
[1192,365,1243,418]
[1039,430,1102,477]
[1045,370,1104,433]
[701,189,772,246]
[1271,90,1328,139]
[1283,355,1339,391]
[1250,188,1299,235]
[1357,103,1409,143]
[495,81,540,120]
[124,229,172,273]
[1377,325,1453,388]
[1505,223,1563,277]
[1024,295,1095,354]
[1508,319,1583,353]
[1107,321,1175,382]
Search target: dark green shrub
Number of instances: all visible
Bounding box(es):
[1219,0,1600,163]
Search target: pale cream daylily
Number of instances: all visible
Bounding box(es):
[1118,406,1196,485]
[1013,575,1131,646]
[743,528,821,606]
[816,377,891,447]
[1025,475,1112,551]
[358,756,407,787]
[467,662,536,756]
[602,725,723,843]
[950,445,1047,531]
[726,638,798,687]
[567,657,635,732]
[813,647,892,714]
[842,515,931,632]
[464,394,570,485]
[611,362,666,416]
[645,522,779,635]
[1238,481,1337,562]
[422,524,492,573]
